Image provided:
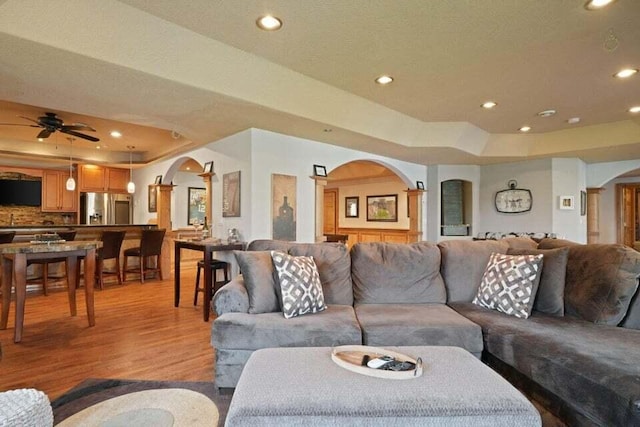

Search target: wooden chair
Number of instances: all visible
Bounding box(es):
[194,259,230,306]
[27,230,76,295]
[123,229,166,283]
[0,232,16,244]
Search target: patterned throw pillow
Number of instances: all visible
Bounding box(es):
[473,252,544,319]
[271,251,327,319]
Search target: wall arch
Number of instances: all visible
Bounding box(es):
[587,160,640,188]
[327,159,414,188]
[163,156,204,184]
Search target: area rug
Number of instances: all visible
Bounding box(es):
[51,379,232,426]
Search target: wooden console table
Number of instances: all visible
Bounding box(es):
[0,241,103,343]
[174,239,244,321]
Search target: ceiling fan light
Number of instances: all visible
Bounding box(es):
[66,177,76,191]
[127,181,135,194]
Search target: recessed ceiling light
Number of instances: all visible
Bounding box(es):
[519,126,531,132]
[614,68,638,79]
[481,101,497,109]
[375,75,394,85]
[629,106,640,113]
[96,145,101,149]
[584,0,616,10]
[256,15,282,31]
[110,130,122,138]
[186,166,190,171]
[37,138,43,142]
[567,117,581,124]
[537,109,557,118]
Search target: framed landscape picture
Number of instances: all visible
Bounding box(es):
[367,194,398,222]
[272,174,296,241]
[223,171,241,217]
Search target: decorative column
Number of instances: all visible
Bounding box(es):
[156,184,174,279]
[312,177,328,242]
[199,172,215,226]
[586,187,604,244]
[406,189,425,243]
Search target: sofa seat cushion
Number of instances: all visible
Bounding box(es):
[450,302,640,426]
[212,305,361,350]
[351,242,446,304]
[354,303,483,355]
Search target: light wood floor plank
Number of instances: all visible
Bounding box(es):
[0,267,214,400]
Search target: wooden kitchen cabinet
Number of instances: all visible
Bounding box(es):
[41,170,77,212]
[107,167,130,192]
[79,165,129,193]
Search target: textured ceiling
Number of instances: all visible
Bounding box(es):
[0,0,639,168]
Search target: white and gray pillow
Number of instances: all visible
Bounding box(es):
[271,251,326,319]
[473,252,544,319]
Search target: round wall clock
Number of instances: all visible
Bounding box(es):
[495,180,532,213]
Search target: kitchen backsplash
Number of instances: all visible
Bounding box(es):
[0,206,75,226]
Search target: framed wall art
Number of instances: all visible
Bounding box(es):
[494,180,532,214]
[203,161,214,174]
[345,196,359,218]
[580,190,587,216]
[272,174,296,241]
[154,175,163,185]
[223,171,241,217]
[559,195,575,210]
[367,194,398,222]
[188,187,206,225]
[148,185,157,213]
[313,164,327,177]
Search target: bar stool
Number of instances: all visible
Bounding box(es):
[76,230,126,289]
[194,259,230,306]
[0,232,16,244]
[123,229,166,283]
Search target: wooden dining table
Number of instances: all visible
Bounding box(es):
[0,240,103,343]
[174,239,244,321]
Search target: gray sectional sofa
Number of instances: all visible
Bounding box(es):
[211,238,640,426]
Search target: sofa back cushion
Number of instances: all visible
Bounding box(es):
[621,291,640,329]
[288,243,353,305]
[503,237,539,250]
[507,247,569,316]
[438,240,509,302]
[351,242,446,304]
[537,238,582,249]
[562,244,640,325]
[247,239,293,252]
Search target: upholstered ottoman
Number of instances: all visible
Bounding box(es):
[225,346,541,426]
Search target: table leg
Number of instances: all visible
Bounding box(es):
[1,255,12,330]
[174,243,181,307]
[203,248,212,321]
[66,255,78,316]
[84,249,96,327]
[12,253,26,343]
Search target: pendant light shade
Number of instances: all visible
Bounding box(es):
[66,137,76,191]
[127,145,135,194]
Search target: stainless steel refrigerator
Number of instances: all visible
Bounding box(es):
[80,192,133,225]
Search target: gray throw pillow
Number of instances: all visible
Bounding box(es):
[508,247,569,316]
[473,252,544,319]
[271,251,327,319]
[234,251,280,314]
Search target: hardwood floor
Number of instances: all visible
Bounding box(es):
[0,266,215,400]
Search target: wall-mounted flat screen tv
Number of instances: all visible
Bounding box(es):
[0,179,42,206]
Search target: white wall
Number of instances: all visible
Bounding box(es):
[551,158,587,242]
[479,158,553,233]
[249,129,427,242]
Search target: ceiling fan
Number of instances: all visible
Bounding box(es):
[0,112,100,142]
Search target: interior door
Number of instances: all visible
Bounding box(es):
[617,184,639,247]
[323,189,338,234]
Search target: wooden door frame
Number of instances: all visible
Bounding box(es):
[615,183,640,245]
[323,188,338,235]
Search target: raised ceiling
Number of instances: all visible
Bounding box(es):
[0,0,639,168]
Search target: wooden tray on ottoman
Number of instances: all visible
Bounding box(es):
[331,345,423,380]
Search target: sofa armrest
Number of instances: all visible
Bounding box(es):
[212,275,250,315]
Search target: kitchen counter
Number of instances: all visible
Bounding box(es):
[0,224,158,243]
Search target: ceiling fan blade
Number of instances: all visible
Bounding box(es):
[37,129,52,139]
[18,116,41,125]
[61,129,100,142]
[62,124,96,132]
[0,123,40,127]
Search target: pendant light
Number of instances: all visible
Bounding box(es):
[66,137,76,191]
[127,145,135,194]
